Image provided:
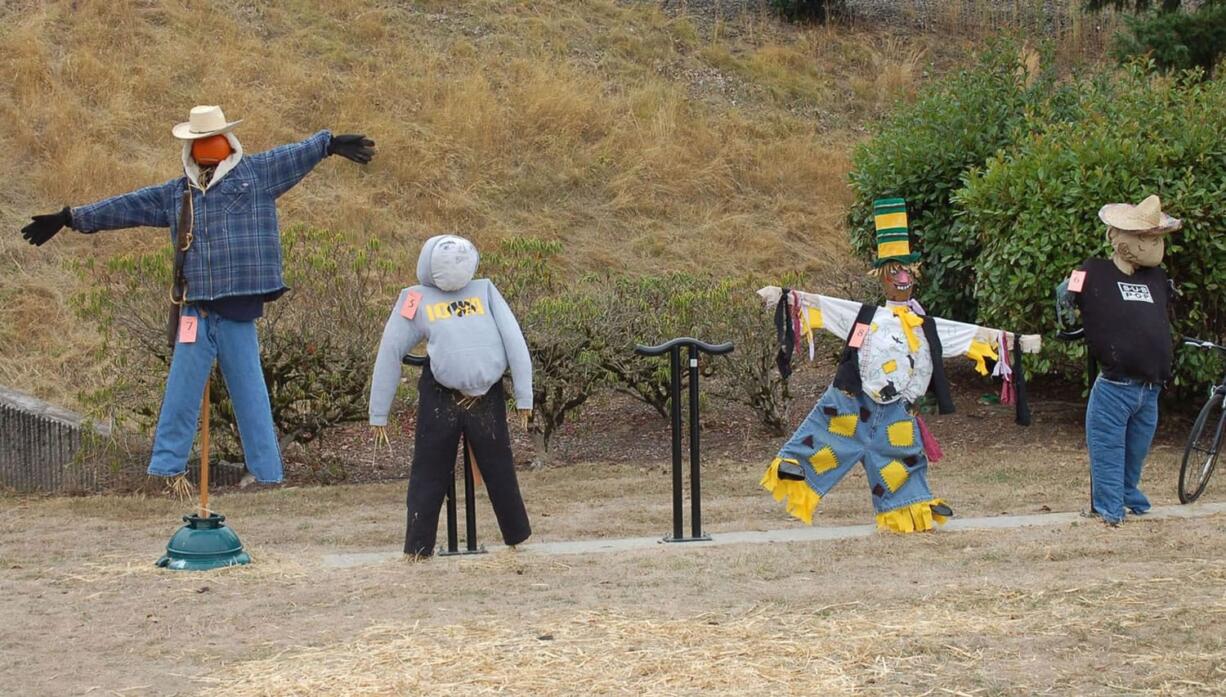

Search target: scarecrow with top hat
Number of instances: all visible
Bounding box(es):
[20,105,375,486]
[759,198,1042,532]
[1057,195,1182,527]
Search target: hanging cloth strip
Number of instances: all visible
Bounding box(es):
[790,290,804,357]
[994,330,1015,406]
[915,414,944,463]
[774,289,796,380]
[889,305,924,353]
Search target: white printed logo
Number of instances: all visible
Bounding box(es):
[1117,282,1154,303]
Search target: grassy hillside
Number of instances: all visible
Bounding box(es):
[0,0,1036,406]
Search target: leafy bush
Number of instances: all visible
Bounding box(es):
[1114,3,1226,78]
[1089,0,1226,78]
[958,65,1226,393]
[770,0,846,23]
[847,42,1071,321]
[77,226,394,463]
[482,238,609,463]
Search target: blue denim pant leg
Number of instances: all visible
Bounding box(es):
[777,386,867,497]
[148,307,217,477]
[863,403,934,514]
[1086,377,1148,523]
[1123,385,1159,514]
[215,316,283,484]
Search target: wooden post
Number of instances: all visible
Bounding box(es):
[200,380,210,519]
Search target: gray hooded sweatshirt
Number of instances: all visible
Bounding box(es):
[368,235,533,426]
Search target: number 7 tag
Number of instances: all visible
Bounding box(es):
[178,315,198,344]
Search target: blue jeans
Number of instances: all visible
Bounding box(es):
[1086,375,1159,523]
[147,307,283,483]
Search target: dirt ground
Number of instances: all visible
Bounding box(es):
[2,391,1225,696]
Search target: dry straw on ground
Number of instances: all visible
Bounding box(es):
[202,563,1226,696]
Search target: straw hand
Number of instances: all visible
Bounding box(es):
[372,425,392,453]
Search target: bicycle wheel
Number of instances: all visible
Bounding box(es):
[1179,387,1226,504]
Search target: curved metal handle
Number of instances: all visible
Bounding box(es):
[635,337,734,357]
[402,353,428,366]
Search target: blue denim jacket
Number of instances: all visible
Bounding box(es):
[71,130,332,302]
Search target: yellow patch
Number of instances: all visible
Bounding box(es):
[882,359,897,374]
[880,460,909,493]
[827,414,858,438]
[808,447,839,474]
[887,420,914,447]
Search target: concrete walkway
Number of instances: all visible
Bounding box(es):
[321,501,1226,568]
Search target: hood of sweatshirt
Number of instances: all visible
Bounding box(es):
[416,234,479,292]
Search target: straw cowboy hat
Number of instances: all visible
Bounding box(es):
[171,105,243,140]
[1098,194,1182,236]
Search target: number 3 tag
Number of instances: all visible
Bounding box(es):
[178,315,198,344]
[400,290,423,320]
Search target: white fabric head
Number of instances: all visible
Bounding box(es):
[417,235,479,291]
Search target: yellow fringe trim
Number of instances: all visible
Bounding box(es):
[876,498,948,533]
[760,457,821,525]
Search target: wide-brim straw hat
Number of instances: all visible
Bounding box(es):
[171,105,243,140]
[1098,194,1182,236]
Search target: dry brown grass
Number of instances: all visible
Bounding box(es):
[200,565,1226,696]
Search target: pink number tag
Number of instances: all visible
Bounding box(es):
[400,290,423,320]
[1068,270,1086,293]
[178,315,198,344]
[848,322,870,349]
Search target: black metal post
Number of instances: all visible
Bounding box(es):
[445,467,459,554]
[669,346,684,542]
[462,435,479,553]
[635,337,732,544]
[688,344,702,539]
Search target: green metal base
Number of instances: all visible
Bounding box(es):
[156,513,251,571]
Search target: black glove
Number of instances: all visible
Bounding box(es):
[328,134,375,164]
[21,207,72,246]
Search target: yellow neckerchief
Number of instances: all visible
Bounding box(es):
[888,304,923,352]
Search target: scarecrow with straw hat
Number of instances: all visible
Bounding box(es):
[20,105,375,487]
[759,198,1042,532]
[1057,195,1182,527]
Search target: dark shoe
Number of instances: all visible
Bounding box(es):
[777,461,806,481]
[1080,508,1122,527]
[930,503,954,518]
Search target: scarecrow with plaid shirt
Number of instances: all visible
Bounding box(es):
[20,105,375,485]
[759,198,1042,532]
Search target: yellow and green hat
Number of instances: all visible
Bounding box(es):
[872,197,919,267]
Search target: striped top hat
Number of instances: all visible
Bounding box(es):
[872,197,919,267]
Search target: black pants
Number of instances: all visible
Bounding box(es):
[404,365,531,556]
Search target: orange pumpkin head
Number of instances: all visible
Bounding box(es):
[191,134,233,166]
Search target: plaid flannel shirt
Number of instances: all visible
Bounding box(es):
[71,130,332,302]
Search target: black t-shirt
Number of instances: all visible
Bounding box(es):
[202,294,265,322]
[1072,258,1173,383]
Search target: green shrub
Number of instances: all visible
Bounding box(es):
[958,65,1226,393]
[847,42,1071,322]
[770,0,846,23]
[1089,0,1226,78]
[483,238,609,462]
[77,226,394,465]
